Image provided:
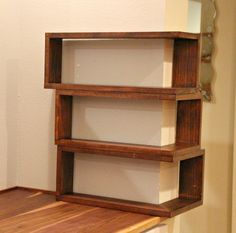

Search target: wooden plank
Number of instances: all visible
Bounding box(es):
[57,193,170,217]
[50,85,199,95]
[176,99,202,145]
[49,86,202,100]
[0,189,163,233]
[56,139,203,162]
[46,32,200,40]
[179,155,204,200]
[15,187,56,195]
[159,198,202,217]
[0,190,55,221]
[35,209,161,233]
[172,39,200,88]
[44,37,62,86]
[57,193,202,218]
[117,217,163,233]
[56,148,74,195]
[55,94,72,141]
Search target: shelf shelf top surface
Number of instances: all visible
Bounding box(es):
[46,31,200,40]
[49,84,202,100]
[57,138,204,162]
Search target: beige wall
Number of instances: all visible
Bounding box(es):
[2,1,236,233]
[0,1,190,233]
[180,1,236,233]
[0,1,19,189]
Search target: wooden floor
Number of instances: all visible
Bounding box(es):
[0,189,162,233]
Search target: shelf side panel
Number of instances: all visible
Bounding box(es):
[56,147,74,195]
[57,193,202,218]
[176,99,202,145]
[55,94,72,140]
[45,37,62,87]
[172,39,200,88]
[179,155,204,200]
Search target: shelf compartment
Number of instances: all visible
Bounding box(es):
[57,193,202,218]
[56,139,204,162]
[52,86,202,100]
[45,31,200,90]
[56,149,204,218]
[46,31,200,40]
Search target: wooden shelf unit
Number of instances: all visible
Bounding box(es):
[44,31,204,218]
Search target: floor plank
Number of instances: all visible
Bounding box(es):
[0,189,162,233]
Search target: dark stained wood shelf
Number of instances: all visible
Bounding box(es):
[46,31,200,40]
[45,31,200,90]
[51,85,202,100]
[57,139,204,162]
[44,30,205,219]
[57,193,202,218]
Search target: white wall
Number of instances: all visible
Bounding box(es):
[187,0,201,33]
[0,0,19,189]
[12,0,166,191]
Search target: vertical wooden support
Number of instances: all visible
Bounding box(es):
[176,99,202,145]
[44,36,62,87]
[55,92,72,141]
[179,155,204,200]
[172,39,200,88]
[56,147,74,196]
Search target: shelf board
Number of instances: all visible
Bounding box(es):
[46,31,200,40]
[51,84,201,100]
[57,193,202,218]
[57,139,204,162]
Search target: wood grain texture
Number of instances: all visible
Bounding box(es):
[0,189,55,221]
[176,99,202,145]
[57,193,202,218]
[172,39,200,88]
[179,155,204,200]
[56,148,74,195]
[46,32,200,40]
[52,86,201,100]
[0,189,162,233]
[57,139,204,163]
[44,37,62,87]
[55,93,72,141]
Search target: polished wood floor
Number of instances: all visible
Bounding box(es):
[0,189,162,233]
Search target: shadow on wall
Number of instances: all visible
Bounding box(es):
[6,60,19,187]
[180,142,233,233]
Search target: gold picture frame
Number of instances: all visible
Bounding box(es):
[200,0,216,101]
